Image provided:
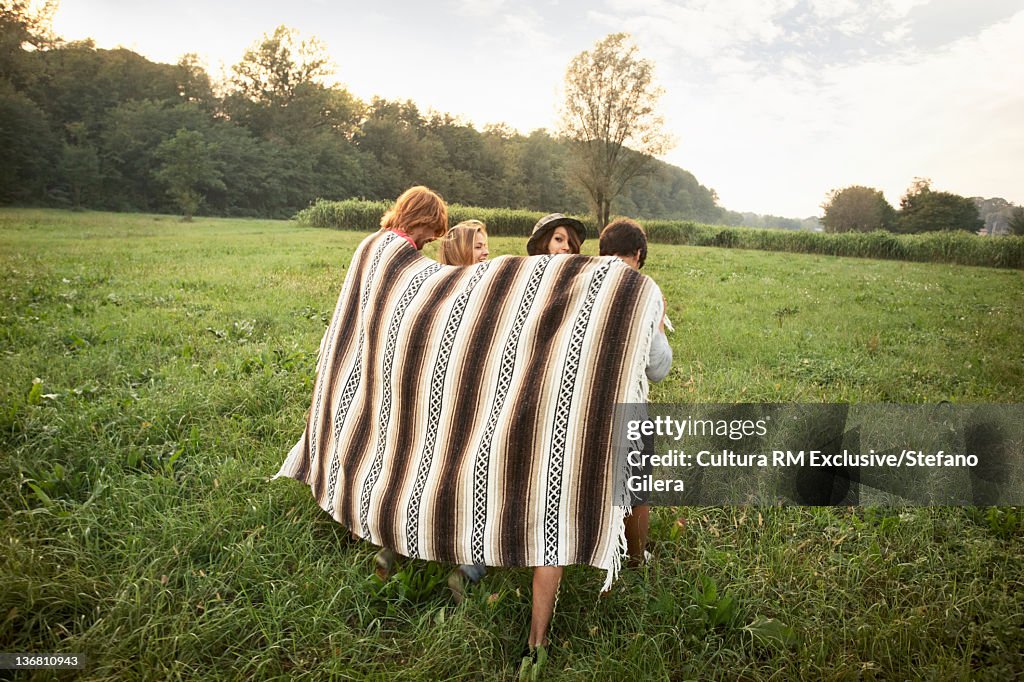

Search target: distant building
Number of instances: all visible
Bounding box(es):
[973,197,1014,236]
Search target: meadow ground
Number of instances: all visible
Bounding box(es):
[1,209,1022,680]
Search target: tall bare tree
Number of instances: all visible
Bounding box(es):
[558,33,673,226]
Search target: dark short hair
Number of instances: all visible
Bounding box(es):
[599,218,648,269]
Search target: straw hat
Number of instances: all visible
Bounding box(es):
[526,213,587,255]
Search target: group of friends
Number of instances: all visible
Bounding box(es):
[354,186,672,670]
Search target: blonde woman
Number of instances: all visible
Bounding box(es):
[439,219,489,265]
[438,219,491,601]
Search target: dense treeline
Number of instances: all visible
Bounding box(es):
[0,11,736,223]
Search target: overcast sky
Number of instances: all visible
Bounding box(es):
[53,0,1024,217]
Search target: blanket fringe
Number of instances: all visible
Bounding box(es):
[601,287,662,593]
[602,503,629,592]
[272,438,305,481]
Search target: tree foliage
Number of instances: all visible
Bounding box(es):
[229,25,330,105]
[224,25,358,141]
[0,83,57,201]
[558,33,674,226]
[1009,207,1024,237]
[973,196,1021,236]
[897,179,983,234]
[0,22,732,223]
[61,122,98,209]
[175,53,215,109]
[1,0,57,86]
[820,185,897,233]
[153,128,224,220]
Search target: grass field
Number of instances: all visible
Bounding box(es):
[1,209,1022,680]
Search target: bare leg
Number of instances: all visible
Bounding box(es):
[624,504,650,565]
[529,565,563,647]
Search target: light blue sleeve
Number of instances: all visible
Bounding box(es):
[646,329,673,383]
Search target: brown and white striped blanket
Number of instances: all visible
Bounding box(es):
[276,230,662,586]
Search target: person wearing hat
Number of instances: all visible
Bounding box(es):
[526,213,587,255]
[521,212,586,664]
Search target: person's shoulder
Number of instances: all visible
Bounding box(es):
[349,230,398,264]
[600,256,658,289]
[631,266,662,298]
[643,275,663,294]
[359,229,412,252]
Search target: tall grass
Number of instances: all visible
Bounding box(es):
[294,198,391,230]
[297,198,1024,269]
[2,209,1022,680]
[295,198,568,237]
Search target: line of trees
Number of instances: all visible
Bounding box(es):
[0,5,735,223]
[821,180,1022,236]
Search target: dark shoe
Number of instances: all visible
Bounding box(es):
[447,564,486,604]
[374,548,397,581]
[626,549,653,569]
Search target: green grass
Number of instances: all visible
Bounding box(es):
[643,244,1024,403]
[1,209,1022,680]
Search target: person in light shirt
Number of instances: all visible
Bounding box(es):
[599,217,673,567]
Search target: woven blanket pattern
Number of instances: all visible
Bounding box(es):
[276,230,662,581]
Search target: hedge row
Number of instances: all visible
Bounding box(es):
[295,199,1024,269]
[295,199,569,237]
[643,220,1024,269]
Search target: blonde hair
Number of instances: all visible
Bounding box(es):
[380,186,449,240]
[439,220,487,265]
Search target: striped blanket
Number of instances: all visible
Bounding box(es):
[276,230,663,586]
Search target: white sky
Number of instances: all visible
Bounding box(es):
[52,0,1024,217]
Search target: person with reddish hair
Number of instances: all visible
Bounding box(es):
[380,185,449,249]
[372,185,448,580]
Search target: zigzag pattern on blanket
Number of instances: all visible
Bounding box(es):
[276,230,661,579]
